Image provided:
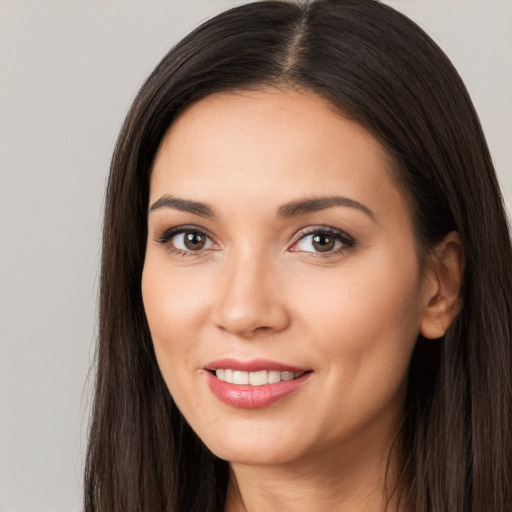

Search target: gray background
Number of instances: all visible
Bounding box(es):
[0,1,510,511]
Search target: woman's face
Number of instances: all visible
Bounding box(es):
[142,89,433,467]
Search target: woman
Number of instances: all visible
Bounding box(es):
[84,1,512,511]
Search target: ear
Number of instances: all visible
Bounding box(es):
[420,231,464,339]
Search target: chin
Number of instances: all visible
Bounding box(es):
[212,443,300,467]
[197,425,307,467]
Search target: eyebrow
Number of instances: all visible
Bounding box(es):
[277,196,377,222]
[149,195,216,218]
[149,194,376,222]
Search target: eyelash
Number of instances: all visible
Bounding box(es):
[155,225,215,258]
[291,226,355,258]
[155,225,355,258]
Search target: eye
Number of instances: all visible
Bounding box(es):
[173,231,212,251]
[291,227,354,254]
[156,227,214,253]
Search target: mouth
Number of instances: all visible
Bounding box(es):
[204,359,313,408]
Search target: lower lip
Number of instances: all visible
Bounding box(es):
[205,371,312,408]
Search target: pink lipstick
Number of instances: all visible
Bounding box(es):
[204,359,313,408]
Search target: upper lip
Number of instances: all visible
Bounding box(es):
[205,358,310,373]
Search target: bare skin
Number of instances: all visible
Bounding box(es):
[224,431,403,512]
[142,89,463,512]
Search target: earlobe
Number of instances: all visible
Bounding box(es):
[420,231,464,339]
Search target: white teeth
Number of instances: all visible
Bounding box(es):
[249,370,268,386]
[268,370,281,384]
[233,370,249,385]
[215,369,304,385]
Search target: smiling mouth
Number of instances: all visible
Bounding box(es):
[205,364,313,408]
[213,369,306,386]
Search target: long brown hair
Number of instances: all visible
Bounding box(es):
[85,1,512,510]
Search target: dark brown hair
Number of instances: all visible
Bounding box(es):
[85,1,512,511]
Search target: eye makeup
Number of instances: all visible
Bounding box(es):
[290,226,355,258]
[154,223,355,259]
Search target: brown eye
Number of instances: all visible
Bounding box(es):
[312,234,335,252]
[183,231,206,251]
[183,231,207,250]
[160,229,214,253]
[293,228,353,255]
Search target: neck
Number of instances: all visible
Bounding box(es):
[224,433,406,512]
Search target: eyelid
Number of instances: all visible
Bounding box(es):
[153,224,354,257]
[155,224,213,244]
[289,226,355,255]
[154,224,219,257]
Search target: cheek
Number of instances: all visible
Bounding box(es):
[141,257,212,389]
[288,253,423,377]
[292,263,421,329]
[141,261,212,419]
[142,257,211,335]
[290,267,421,436]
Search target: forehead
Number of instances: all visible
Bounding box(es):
[150,89,406,222]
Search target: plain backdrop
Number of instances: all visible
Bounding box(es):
[0,1,510,511]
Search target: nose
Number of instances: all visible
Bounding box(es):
[213,249,291,338]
